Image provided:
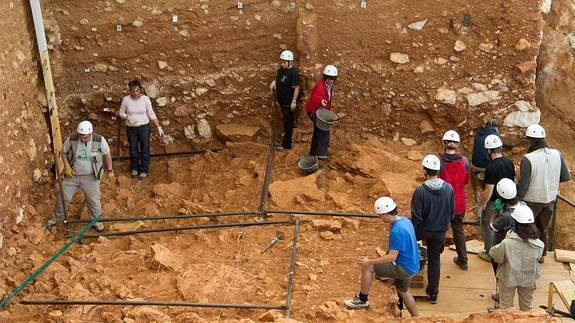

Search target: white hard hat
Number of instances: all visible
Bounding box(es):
[323,65,338,77]
[280,50,294,61]
[422,154,441,171]
[442,130,460,143]
[525,124,545,138]
[496,178,517,200]
[484,134,502,149]
[77,121,93,135]
[374,197,397,214]
[511,203,535,224]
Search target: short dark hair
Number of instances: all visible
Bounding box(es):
[515,222,539,242]
[388,208,398,216]
[424,168,438,177]
[323,75,337,81]
[486,118,500,128]
[128,80,142,88]
[487,147,503,154]
[503,197,519,206]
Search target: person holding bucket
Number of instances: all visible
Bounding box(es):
[305,65,338,160]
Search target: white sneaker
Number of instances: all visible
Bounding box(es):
[138,172,147,180]
[343,294,369,309]
[45,219,58,228]
[94,222,104,232]
[131,169,138,178]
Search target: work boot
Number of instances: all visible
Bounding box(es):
[343,294,369,309]
[427,294,438,304]
[453,256,468,270]
[138,172,147,180]
[538,256,545,264]
[131,169,138,178]
[478,250,491,262]
[94,222,104,232]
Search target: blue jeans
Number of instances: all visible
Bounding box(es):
[480,201,496,252]
[127,124,151,173]
[307,113,330,156]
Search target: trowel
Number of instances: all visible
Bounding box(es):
[261,231,284,254]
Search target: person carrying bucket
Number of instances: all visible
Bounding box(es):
[305,64,338,160]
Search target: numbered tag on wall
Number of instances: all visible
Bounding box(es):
[360,0,367,8]
[237,0,243,9]
[289,0,296,10]
[116,25,122,32]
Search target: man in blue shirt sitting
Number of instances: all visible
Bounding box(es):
[344,197,419,317]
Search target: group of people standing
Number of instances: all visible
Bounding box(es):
[343,122,570,316]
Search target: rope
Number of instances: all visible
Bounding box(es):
[0,218,98,309]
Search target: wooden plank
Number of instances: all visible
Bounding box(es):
[449,239,483,254]
[555,249,575,263]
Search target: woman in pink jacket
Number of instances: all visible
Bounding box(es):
[305,65,338,159]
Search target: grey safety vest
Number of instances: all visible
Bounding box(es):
[67,132,105,180]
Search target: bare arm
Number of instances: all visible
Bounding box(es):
[292,85,300,105]
[103,153,113,172]
[478,184,494,208]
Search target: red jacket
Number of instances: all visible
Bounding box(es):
[305,78,332,114]
[438,152,470,216]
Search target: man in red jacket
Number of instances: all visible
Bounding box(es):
[438,130,470,270]
[305,65,337,160]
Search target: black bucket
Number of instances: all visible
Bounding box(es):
[315,109,338,131]
[418,246,428,270]
[297,156,319,175]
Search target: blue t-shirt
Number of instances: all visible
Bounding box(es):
[389,217,420,275]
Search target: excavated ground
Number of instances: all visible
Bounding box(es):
[0,0,574,322]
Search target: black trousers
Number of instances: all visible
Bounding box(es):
[525,201,554,256]
[415,229,446,296]
[280,104,294,149]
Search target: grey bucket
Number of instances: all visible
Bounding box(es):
[315,109,338,131]
[297,156,319,175]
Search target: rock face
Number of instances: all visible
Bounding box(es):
[269,172,323,209]
[150,244,185,272]
[215,123,260,142]
[435,88,457,105]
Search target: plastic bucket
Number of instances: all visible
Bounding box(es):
[315,109,338,131]
[297,156,319,175]
[418,246,428,270]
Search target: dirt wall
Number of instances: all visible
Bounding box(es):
[0,1,51,246]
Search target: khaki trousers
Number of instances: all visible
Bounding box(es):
[53,174,101,221]
[497,280,536,311]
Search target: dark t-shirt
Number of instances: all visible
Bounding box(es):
[484,156,515,201]
[276,67,300,105]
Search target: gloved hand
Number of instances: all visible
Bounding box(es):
[127,116,139,126]
[63,165,74,178]
[290,100,297,111]
[157,126,164,137]
[106,170,115,180]
[269,80,276,92]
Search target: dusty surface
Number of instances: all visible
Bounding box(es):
[0,0,574,322]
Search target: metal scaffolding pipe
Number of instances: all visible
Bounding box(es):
[285,218,299,319]
[113,148,224,161]
[64,211,258,224]
[268,209,378,219]
[81,220,296,239]
[258,147,274,217]
[21,299,287,310]
[557,194,575,208]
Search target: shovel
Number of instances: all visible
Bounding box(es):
[261,231,285,254]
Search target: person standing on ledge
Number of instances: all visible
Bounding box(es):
[119,80,164,180]
[46,121,113,232]
[270,50,301,151]
[305,65,337,160]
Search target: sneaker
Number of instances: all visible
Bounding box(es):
[487,305,500,312]
[375,275,391,282]
[427,294,438,304]
[317,155,330,161]
[94,222,104,232]
[131,169,138,178]
[478,250,491,262]
[491,293,499,302]
[538,256,545,264]
[275,146,289,151]
[138,172,147,180]
[45,218,58,229]
[343,294,369,309]
[453,256,468,270]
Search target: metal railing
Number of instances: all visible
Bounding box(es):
[549,194,575,251]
